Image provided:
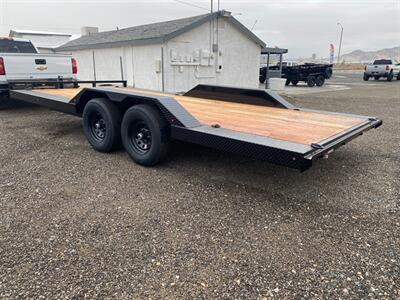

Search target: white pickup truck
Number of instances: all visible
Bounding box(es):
[363,59,400,81]
[0,37,77,98]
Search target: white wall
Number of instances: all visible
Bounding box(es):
[60,17,262,93]
[68,44,163,91]
[127,44,163,91]
[164,17,261,92]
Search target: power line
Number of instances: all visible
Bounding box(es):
[172,0,210,12]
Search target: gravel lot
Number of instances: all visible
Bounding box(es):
[1,74,399,299]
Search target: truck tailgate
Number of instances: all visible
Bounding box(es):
[1,53,73,80]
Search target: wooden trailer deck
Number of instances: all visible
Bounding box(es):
[33,87,365,146]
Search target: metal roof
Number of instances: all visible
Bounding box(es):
[9,29,73,37]
[56,11,266,51]
[261,47,288,55]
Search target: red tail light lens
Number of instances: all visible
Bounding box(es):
[71,58,78,74]
[386,65,390,71]
[0,57,5,75]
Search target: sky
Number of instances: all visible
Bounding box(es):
[0,0,399,58]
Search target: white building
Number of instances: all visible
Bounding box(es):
[9,29,74,53]
[56,11,265,93]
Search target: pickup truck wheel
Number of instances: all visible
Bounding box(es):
[363,73,370,81]
[387,72,393,82]
[121,104,170,166]
[316,75,325,86]
[83,98,122,153]
[307,76,316,87]
[291,80,298,86]
[397,72,400,80]
[259,75,266,84]
[374,76,380,80]
[285,79,291,86]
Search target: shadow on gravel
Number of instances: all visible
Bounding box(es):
[168,140,354,181]
[0,97,36,110]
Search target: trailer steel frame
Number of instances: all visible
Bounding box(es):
[8,82,382,171]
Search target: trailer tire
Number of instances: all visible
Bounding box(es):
[387,72,393,82]
[316,75,325,86]
[259,75,266,84]
[307,76,316,87]
[82,98,122,153]
[121,104,170,166]
[285,79,291,86]
[363,73,370,81]
[291,80,298,86]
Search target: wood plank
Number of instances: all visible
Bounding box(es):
[35,88,82,100]
[36,87,365,145]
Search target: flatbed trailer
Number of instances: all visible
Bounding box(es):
[8,82,382,171]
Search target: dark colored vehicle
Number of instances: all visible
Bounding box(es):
[260,63,333,87]
[5,80,382,171]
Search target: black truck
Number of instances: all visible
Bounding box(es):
[260,63,333,87]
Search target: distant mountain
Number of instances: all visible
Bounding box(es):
[340,46,400,63]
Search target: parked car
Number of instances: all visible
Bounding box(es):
[0,37,77,99]
[363,59,400,81]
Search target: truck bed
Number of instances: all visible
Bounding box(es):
[25,87,365,146]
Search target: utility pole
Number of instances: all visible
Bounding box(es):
[337,22,343,64]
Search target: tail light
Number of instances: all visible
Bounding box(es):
[71,58,78,74]
[386,65,390,71]
[0,57,5,75]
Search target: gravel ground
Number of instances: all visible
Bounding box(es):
[0,76,399,299]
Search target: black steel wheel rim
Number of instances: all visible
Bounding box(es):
[90,113,107,141]
[130,122,152,153]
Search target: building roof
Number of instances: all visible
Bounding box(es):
[261,47,288,55]
[56,11,266,51]
[9,29,73,37]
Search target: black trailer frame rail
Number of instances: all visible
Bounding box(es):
[9,83,382,171]
[7,79,127,89]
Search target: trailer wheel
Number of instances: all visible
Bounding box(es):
[291,80,298,86]
[285,79,291,86]
[259,75,266,84]
[316,75,325,86]
[307,76,316,87]
[387,72,393,82]
[363,73,370,81]
[121,104,170,166]
[82,98,122,153]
